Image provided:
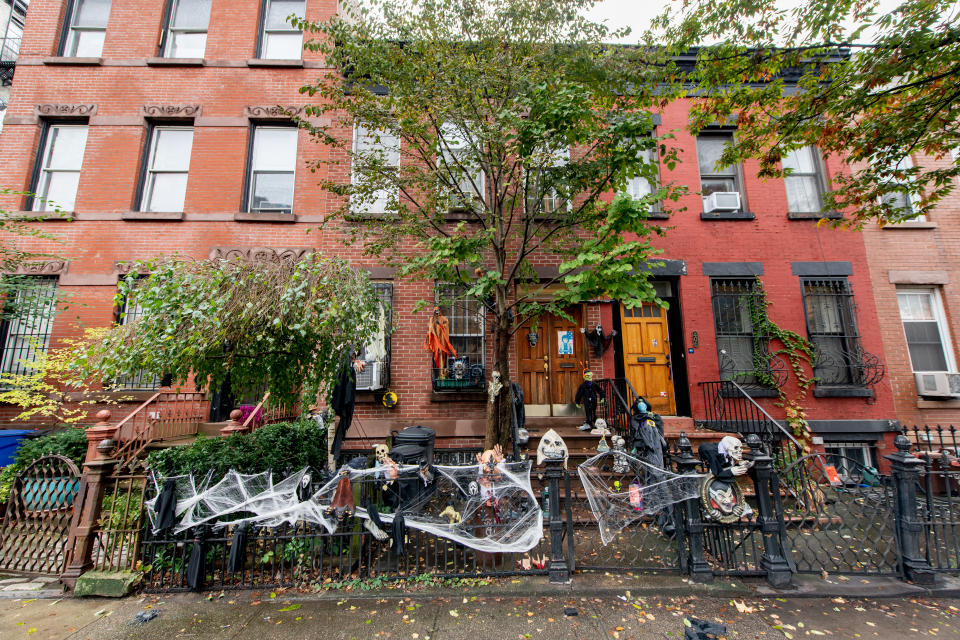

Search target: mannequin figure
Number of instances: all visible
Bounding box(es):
[575,371,600,431]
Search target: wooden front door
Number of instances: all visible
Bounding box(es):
[517,308,584,416]
[621,303,676,415]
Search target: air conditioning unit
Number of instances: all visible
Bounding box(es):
[356,361,384,391]
[914,371,960,399]
[703,192,741,213]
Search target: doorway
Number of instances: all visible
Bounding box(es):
[517,307,584,417]
[620,302,676,415]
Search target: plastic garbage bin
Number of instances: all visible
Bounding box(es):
[0,429,41,467]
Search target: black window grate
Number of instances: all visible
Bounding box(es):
[432,284,485,391]
[710,278,785,389]
[112,283,162,391]
[0,277,58,377]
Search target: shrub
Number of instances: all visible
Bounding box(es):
[146,417,328,477]
[0,426,88,503]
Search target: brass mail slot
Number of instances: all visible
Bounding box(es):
[558,363,576,368]
[636,356,656,363]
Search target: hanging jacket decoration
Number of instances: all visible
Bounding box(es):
[154,478,178,534]
[327,471,355,518]
[186,525,209,592]
[227,522,250,573]
[330,354,359,462]
[424,307,457,369]
[392,514,407,555]
[583,325,617,358]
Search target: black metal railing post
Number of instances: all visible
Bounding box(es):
[887,434,936,585]
[543,458,571,583]
[745,434,793,587]
[675,432,713,583]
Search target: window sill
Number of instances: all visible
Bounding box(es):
[42,56,102,66]
[787,211,842,221]
[812,386,875,398]
[10,211,75,221]
[355,390,387,404]
[700,210,755,221]
[881,222,937,230]
[646,210,670,220]
[121,211,184,221]
[917,398,960,409]
[234,212,297,223]
[431,391,486,403]
[246,58,303,68]
[146,57,205,67]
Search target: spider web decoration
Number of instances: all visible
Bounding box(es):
[577,451,706,545]
[145,461,543,554]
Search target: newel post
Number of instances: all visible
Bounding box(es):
[543,458,571,584]
[220,409,247,436]
[675,432,713,583]
[887,434,935,584]
[83,409,116,463]
[745,434,793,588]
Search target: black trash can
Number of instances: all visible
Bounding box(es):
[391,426,436,466]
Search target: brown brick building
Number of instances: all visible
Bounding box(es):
[0,0,904,468]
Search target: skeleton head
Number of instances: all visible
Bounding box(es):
[719,436,744,464]
[373,444,389,465]
[537,428,569,468]
[594,418,607,432]
[611,435,625,452]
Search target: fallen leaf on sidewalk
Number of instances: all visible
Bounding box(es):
[278,604,301,612]
[450,610,459,617]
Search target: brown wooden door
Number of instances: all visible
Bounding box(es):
[517,316,550,405]
[516,308,584,415]
[621,303,676,415]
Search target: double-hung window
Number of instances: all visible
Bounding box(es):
[351,124,400,216]
[259,0,305,59]
[0,277,58,377]
[163,0,212,58]
[801,277,865,386]
[247,126,297,214]
[62,0,112,57]
[432,284,485,390]
[140,126,194,212]
[355,283,393,391]
[897,287,956,374]
[878,156,923,221]
[526,145,569,216]
[33,124,88,212]
[783,146,825,216]
[697,131,743,211]
[439,123,483,210]
[711,278,770,387]
[622,142,659,204]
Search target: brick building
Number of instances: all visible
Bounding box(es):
[0,0,901,468]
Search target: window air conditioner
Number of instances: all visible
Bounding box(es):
[356,361,384,391]
[914,371,959,398]
[703,192,741,213]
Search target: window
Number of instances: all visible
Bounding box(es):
[140,126,194,212]
[433,284,485,390]
[113,283,161,390]
[801,277,865,386]
[878,156,924,221]
[897,288,955,373]
[823,442,877,483]
[711,278,771,386]
[351,124,400,216]
[247,126,297,213]
[783,146,825,215]
[259,0,305,59]
[355,283,392,391]
[33,124,88,212]
[526,146,569,216]
[0,277,58,377]
[697,131,742,209]
[621,140,659,206]
[62,0,112,57]
[2,1,26,62]
[439,123,484,210]
[163,0,212,58]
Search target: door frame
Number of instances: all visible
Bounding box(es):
[515,303,587,417]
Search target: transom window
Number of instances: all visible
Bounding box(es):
[259,0,305,59]
[141,126,194,212]
[34,124,88,212]
[697,131,743,207]
[897,287,955,373]
[782,146,825,215]
[0,277,58,377]
[163,0,212,58]
[247,126,297,214]
[351,124,400,216]
[63,0,112,57]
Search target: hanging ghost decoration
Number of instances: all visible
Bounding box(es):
[537,429,569,468]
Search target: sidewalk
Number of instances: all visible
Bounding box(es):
[1,576,959,640]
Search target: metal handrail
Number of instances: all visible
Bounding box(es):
[242,391,270,430]
[725,379,804,451]
[111,392,164,463]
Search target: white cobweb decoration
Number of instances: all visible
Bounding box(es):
[145,460,543,554]
[577,451,706,545]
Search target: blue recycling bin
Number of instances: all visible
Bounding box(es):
[0,429,40,467]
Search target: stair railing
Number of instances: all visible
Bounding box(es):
[112,390,207,465]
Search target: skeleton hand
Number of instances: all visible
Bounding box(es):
[730,462,750,477]
[492,444,504,464]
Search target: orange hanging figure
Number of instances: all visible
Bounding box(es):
[424,306,457,370]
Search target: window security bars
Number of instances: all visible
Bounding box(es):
[432,284,485,391]
[823,441,878,481]
[64,0,112,57]
[248,126,297,214]
[34,125,88,212]
[710,279,786,389]
[141,126,194,213]
[782,146,824,215]
[163,0,212,58]
[259,0,305,60]
[0,277,58,377]
[112,286,162,391]
[801,277,883,387]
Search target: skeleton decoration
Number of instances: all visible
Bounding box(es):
[697,435,752,523]
[374,444,389,465]
[440,505,462,524]
[452,358,467,380]
[719,435,753,477]
[611,435,629,474]
[488,370,503,404]
[536,428,569,468]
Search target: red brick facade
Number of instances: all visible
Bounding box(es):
[0,0,901,456]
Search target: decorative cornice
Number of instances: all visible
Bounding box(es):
[141,104,202,118]
[35,103,97,117]
[244,105,305,119]
[13,260,69,275]
[210,247,313,263]
[113,261,151,276]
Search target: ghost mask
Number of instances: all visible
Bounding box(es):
[537,428,569,468]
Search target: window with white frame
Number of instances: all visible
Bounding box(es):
[877,155,924,222]
[33,124,88,212]
[526,145,569,216]
[163,0,212,58]
[259,0,305,59]
[433,284,485,388]
[247,126,297,213]
[351,124,400,216]
[823,441,877,482]
[783,145,825,215]
[0,277,58,377]
[697,131,743,210]
[439,122,484,210]
[621,139,659,205]
[897,287,956,373]
[63,0,112,57]
[140,126,194,212]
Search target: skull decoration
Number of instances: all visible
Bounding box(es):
[536,428,569,468]
[488,370,503,404]
[611,435,629,474]
[452,358,467,380]
[719,436,744,464]
[373,444,390,465]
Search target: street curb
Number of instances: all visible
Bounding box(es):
[754,574,960,599]
[0,589,63,600]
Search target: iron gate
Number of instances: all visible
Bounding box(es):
[0,455,81,574]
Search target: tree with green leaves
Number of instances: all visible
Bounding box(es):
[69,255,382,409]
[650,0,960,227]
[297,0,686,448]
